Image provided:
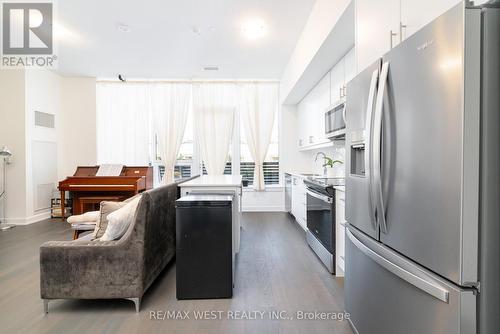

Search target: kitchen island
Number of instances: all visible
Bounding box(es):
[179,175,242,253]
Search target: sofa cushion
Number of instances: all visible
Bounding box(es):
[93,194,142,239]
[93,201,126,239]
[67,211,100,224]
[99,196,142,241]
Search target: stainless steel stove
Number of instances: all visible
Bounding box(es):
[304,176,344,274]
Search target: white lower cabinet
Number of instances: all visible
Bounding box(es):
[291,176,307,230]
[335,189,346,276]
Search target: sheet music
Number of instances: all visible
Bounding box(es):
[96,164,124,176]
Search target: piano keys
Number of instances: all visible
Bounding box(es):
[58,165,153,220]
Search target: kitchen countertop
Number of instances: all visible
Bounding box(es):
[286,172,346,182]
[285,171,321,178]
[180,175,242,187]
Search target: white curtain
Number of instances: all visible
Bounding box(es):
[239,83,279,190]
[151,83,191,184]
[96,83,151,165]
[192,83,236,175]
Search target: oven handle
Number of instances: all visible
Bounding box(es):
[306,188,333,204]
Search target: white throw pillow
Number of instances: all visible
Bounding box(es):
[99,196,141,241]
[67,211,100,224]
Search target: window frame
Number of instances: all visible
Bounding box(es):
[100,82,281,188]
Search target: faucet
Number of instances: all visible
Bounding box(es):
[315,152,327,177]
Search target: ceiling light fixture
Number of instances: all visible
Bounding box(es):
[117,23,131,33]
[191,26,201,35]
[203,66,219,71]
[241,18,267,40]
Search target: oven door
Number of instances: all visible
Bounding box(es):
[306,188,335,253]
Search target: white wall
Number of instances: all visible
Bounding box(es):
[0,70,27,222]
[25,69,62,223]
[242,188,285,212]
[0,69,97,224]
[299,143,346,177]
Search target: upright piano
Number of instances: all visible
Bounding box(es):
[58,165,153,219]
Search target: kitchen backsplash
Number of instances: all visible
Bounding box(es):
[303,141,346,177]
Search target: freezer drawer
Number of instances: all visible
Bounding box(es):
[345,227,476,334]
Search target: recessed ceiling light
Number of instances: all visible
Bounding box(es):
[117,23,131,33]
[191,26,201,35]
[241,19,267,39]
[203,66,219,71]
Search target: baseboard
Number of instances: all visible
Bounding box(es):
[242,206,285,212]
[3,210,51,225]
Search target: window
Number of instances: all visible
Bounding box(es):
[96,83,151,165]
[240,112,279,186]
[174,107,195,179]
[202,161,232,175]
[97,82,280,186]
[154,105,195,181]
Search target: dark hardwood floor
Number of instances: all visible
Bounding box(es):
[0,213,353,334]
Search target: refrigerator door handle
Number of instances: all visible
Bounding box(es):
[372,62,389,233]
[346,228,450,303]
[364,69,379,230]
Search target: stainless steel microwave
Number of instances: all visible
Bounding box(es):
[325,100,346,139]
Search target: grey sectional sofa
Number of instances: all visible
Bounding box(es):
[40,182,179,313]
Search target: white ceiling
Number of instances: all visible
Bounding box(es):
[55,0,316,79]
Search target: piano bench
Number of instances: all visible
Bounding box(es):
[78,196,123,214]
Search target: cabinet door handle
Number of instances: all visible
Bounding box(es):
[400,22,407,42]
[389,30,398,49]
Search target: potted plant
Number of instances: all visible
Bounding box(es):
[323,157,343,177]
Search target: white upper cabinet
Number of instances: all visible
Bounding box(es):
[355,0,400,73]
[400,0,461,41]
[297,71,331,149]
[297,47,355,150]
[344,47,356,84]
[356,0,462,73]
[330,59,345,104]
[331,47,356,104]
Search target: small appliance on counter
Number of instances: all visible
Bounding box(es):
[175,194,234,299]
[304,176,345,274]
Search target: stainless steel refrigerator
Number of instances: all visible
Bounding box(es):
[344,2,499,334]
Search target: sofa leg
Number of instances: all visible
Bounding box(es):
[43,299,49,314]
[126,298,141,313]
